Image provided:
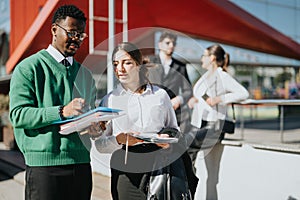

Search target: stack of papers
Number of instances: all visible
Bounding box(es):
[53,107,124,135]
[123,133,178,165]
[132,133,179,143]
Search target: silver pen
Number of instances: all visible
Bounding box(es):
[124,133,129,165]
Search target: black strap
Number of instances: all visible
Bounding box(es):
[231,103,236,122]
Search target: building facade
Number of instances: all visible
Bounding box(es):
[228,0,300,99]
[171,0,300,100]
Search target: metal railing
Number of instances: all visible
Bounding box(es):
[235,99,300,143]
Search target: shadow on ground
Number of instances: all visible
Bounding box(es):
[0,149,25,181]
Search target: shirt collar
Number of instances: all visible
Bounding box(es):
[217,67,223,72]
[144,85,152,94]
[117,84,152,95]
[159,52,172,66]
[46,45,73,65]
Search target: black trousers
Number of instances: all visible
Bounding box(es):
[25,163,92,200]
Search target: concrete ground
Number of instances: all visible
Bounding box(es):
[1,125,300,200]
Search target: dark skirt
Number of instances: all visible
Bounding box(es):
[110,144,192,200]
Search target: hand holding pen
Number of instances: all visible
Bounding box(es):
[116,133,143,164]
[62,98,90,118]
[116,133,143,146]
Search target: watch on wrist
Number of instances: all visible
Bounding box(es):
[58,105,65,120]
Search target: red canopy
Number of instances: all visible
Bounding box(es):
[6,0,300,73]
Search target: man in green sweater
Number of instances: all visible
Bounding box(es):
[9,5,97,200]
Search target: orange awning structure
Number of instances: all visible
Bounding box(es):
[6,0,60,74]
[6,0,300,74]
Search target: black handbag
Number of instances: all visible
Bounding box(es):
[223,120,235,134]
[221,104,236,134]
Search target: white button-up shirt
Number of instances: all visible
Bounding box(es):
[191,67,249,128]
[159,53,172,75]
[95,84,179,153]
[46,44,73,65]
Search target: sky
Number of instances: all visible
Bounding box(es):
[231,0,300,44]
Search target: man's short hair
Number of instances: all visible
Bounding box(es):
[52,4,87,24]
[159,31,177,43]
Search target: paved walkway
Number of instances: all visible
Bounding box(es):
[0,125,300,200]
[0,171,111,200]
[0,143,112,200]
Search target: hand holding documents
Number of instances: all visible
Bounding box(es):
[53,107,124,135]
[130,127,180,144]
[132,133,179,144]
[124,132,178,165]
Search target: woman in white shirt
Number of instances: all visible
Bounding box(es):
[187,44,249,200]
[94,42,191,200]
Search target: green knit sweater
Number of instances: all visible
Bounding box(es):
[9,50,96,166]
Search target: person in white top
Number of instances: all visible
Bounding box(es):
[94,42,191,200]
[187,44,249,200]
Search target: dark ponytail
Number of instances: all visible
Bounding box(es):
[207,44,230,72]
[223,53,230,72]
